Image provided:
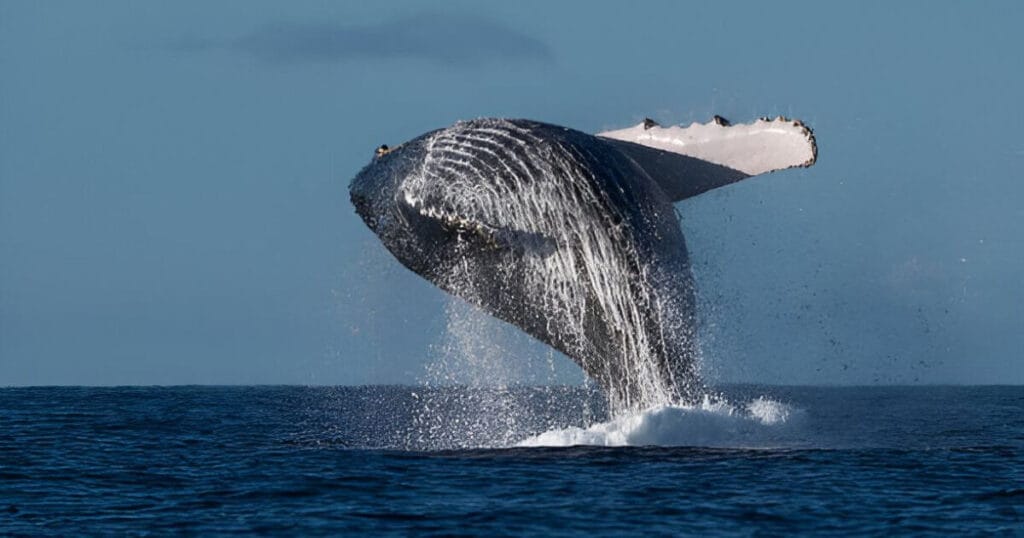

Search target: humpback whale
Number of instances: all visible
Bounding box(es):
[350,117,816,411]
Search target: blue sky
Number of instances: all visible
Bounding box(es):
[2,1,1022,386]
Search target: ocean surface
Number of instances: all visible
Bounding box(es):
[2,385,1022,535]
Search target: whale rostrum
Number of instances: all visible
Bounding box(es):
[350,117,817,412]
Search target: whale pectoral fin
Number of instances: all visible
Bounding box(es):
[597,116,817,202]
[601,139,751,202]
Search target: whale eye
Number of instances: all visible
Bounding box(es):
[375,144,390,158]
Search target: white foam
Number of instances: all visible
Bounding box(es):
[517,395,802,448]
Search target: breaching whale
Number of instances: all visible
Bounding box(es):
[350,117,816,411]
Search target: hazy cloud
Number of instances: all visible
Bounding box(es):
[191,13,552,67]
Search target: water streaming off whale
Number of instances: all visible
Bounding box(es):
[397,119,698,411]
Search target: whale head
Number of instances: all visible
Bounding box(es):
[350,129,515,286]
[352,133,445,278]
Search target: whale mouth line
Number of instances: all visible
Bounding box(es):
[402,192,501,246]
[402,192,558,256]
[422,205,492,237]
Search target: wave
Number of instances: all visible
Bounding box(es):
[517,395,802,448]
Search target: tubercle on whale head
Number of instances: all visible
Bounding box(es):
[349,130,435,229]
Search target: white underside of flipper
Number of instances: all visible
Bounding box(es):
[597,117,817,176]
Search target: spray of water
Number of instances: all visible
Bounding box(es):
[413,297,532,449]
[412,283,610,449]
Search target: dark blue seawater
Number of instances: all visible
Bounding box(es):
[2,385,1022,535]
